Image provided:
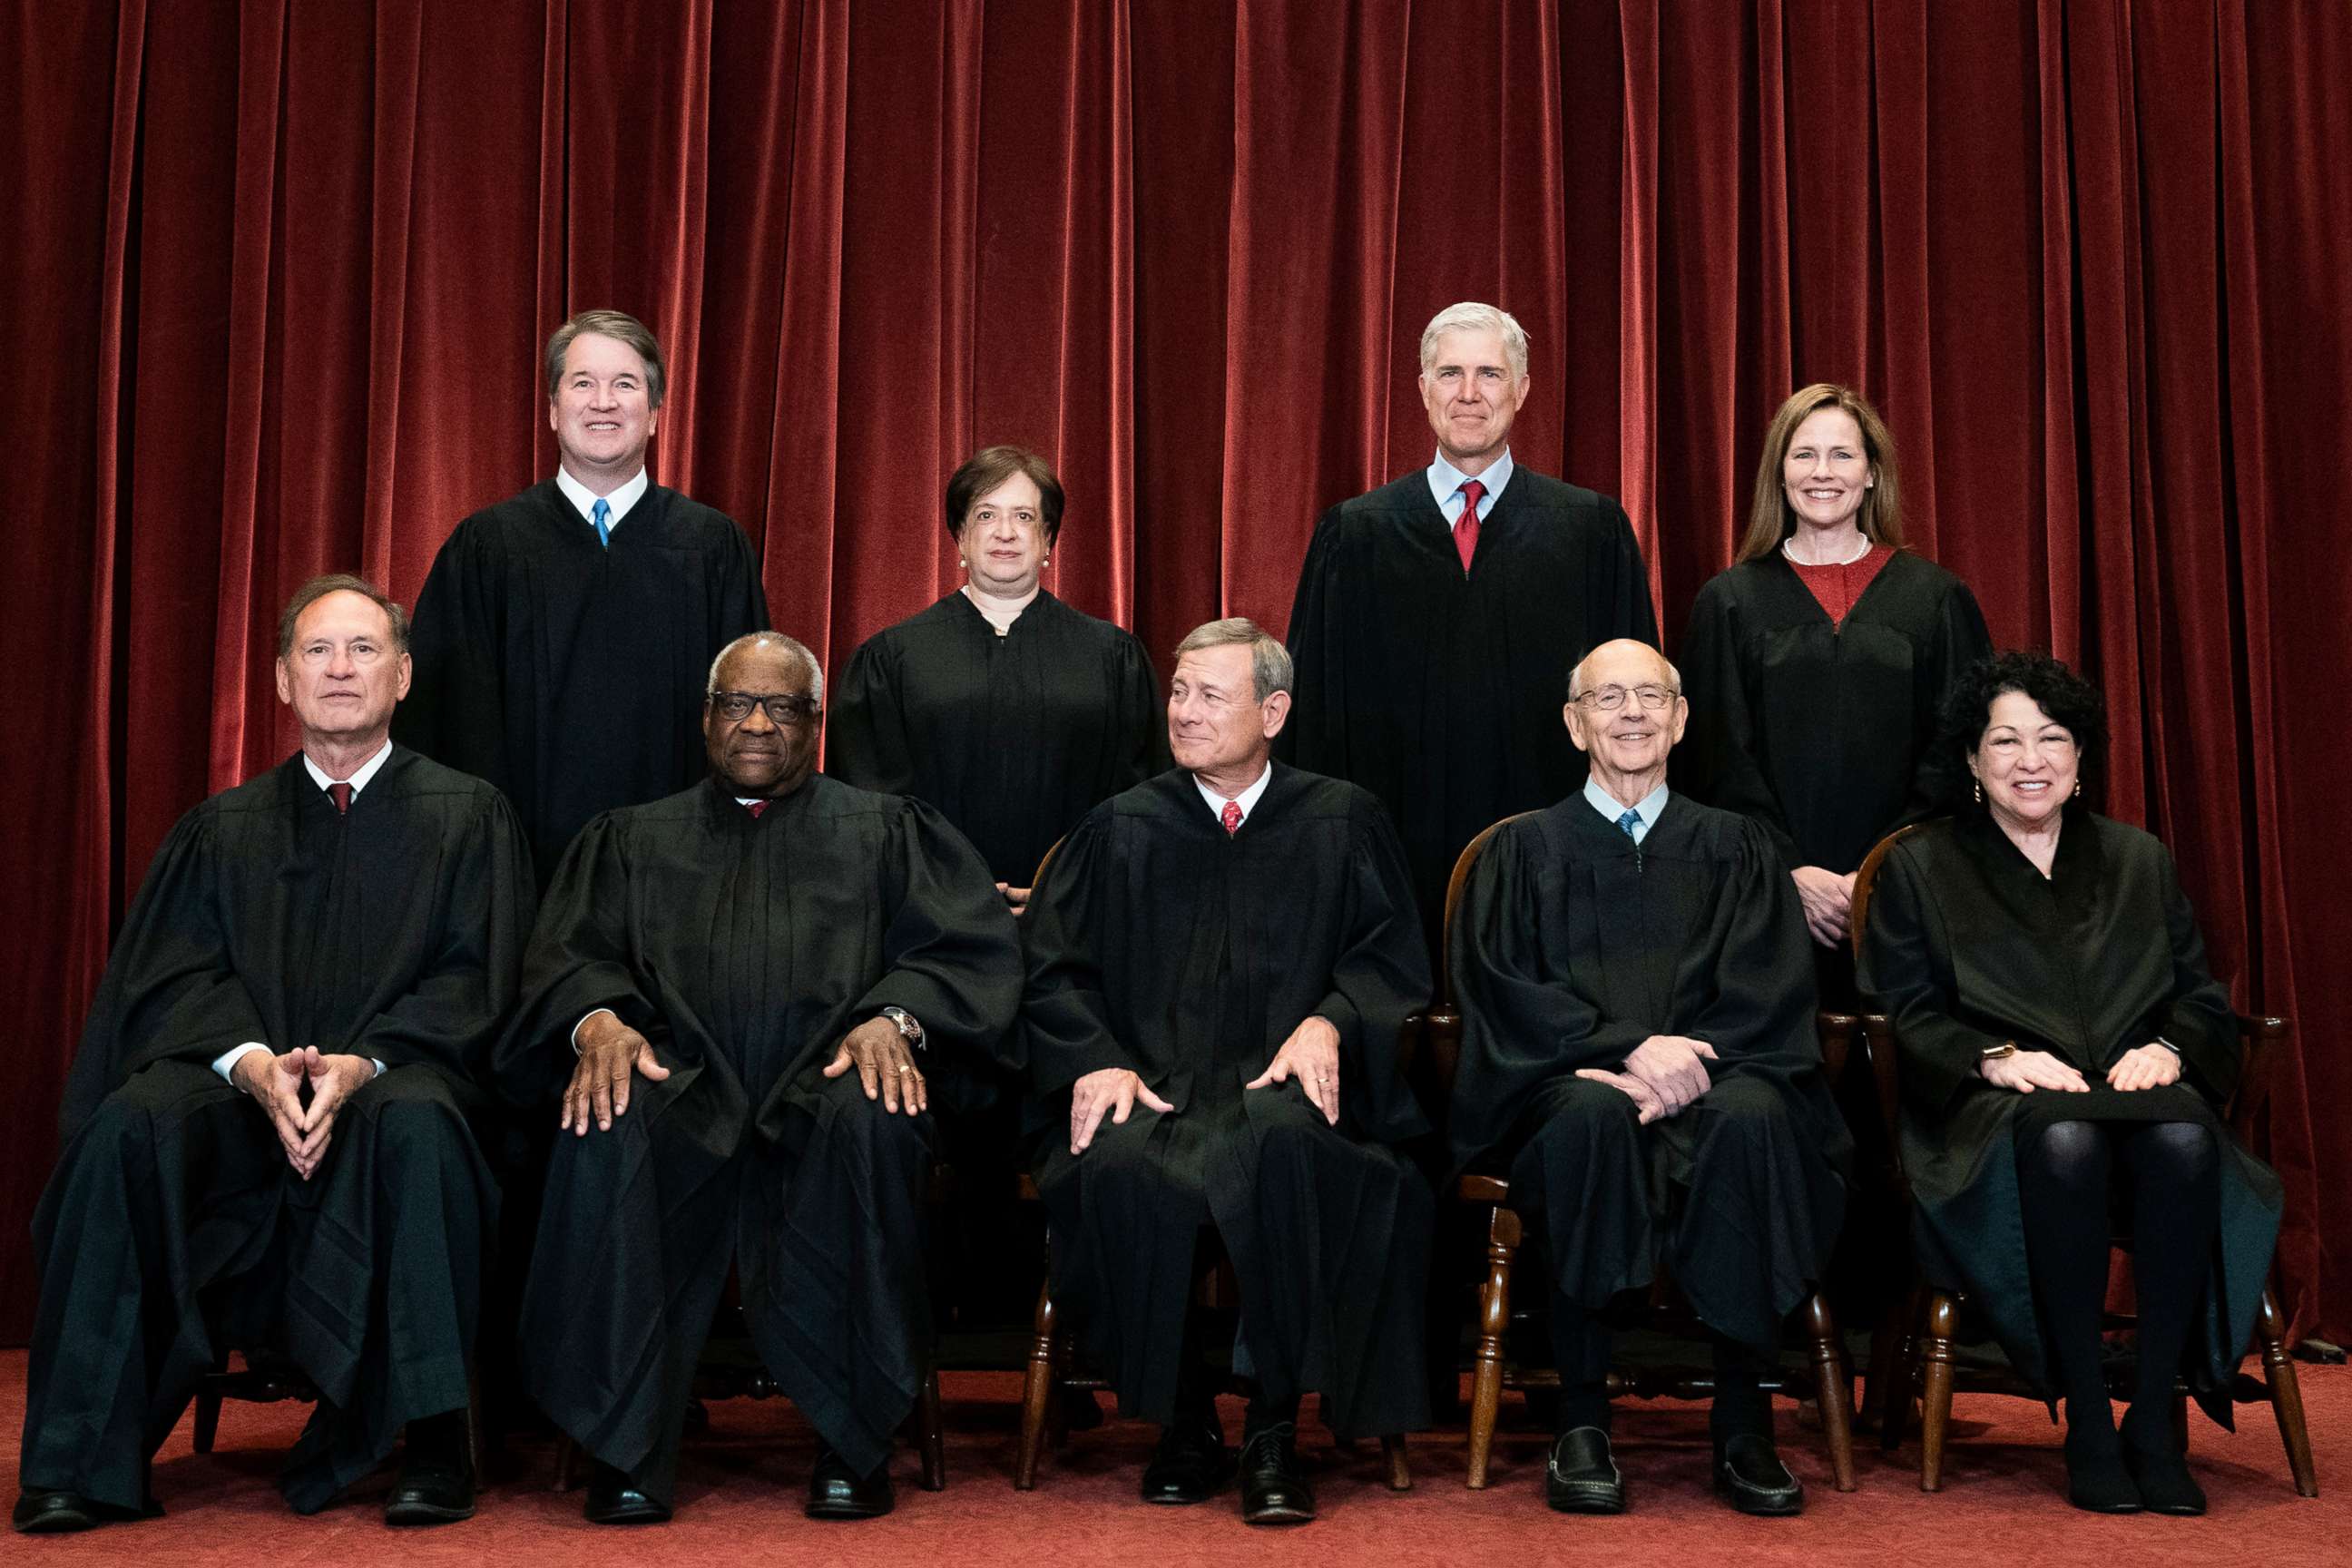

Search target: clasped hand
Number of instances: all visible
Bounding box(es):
[1576,1034,1719,1124]
[1791,866,1856,947]
[233,1045,376,1180]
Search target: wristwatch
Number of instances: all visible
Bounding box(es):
[878,1005,926,1053]
[1979,1041,2018,1061]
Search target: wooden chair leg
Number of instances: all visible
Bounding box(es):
[192,1390,222,1455]
[916,1367,946,1491]
[1014,1275,1058,1491]
[1917,1290,1959,1493]
[554,1432,579,1492]
[1380,1433,1411,1491]
[2259,1287,2320,1498]
[1465,1205,1522,1490]
[1803,1291,1858,1492]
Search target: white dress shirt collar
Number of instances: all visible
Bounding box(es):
[1584,775,1670,845]
[555,466,651,533]
[1426,448,1515,525]
[302,739,394,796]
[1195,760,1274,827]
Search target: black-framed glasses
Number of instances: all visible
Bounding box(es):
[1574,683,1679,712]
[709,690,819,726]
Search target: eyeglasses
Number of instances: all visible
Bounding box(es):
[709,691,819,726]
[1573,683,1679,712]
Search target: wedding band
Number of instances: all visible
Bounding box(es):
[897,1065,916,1075]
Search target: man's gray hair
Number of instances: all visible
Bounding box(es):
[707,632,824,706]
[1419,301,1531,382]
[544,309,667,409]
[1174,617,1293,703]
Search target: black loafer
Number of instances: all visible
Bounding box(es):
[583,1461,671,1525]
[13,1490,102,1534]
[1545,1426,1626,1514]
[1141,1414,1232,1504]
[1238,1421,1315,1525]
[384,1457,475,1526]
[806,1445,894,1520]
[2122,1442,2206,1516]
[1712,1433,1803,1515]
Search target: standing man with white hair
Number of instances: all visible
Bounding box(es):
[1282,301,1657,960]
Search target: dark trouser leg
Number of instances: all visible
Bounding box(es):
[20,1063,272,1512]
[517,1069,734,1510]
[278,1070,494,1514]
[2116,1122,2220,1439]
[1546,1294,1612,1436]
[1710,1333,1776,1445]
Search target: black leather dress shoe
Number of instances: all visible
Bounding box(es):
[384,1457,475,1525]
[2122,1442,2206,1516]
[583,1461,671,1525]
[1545,1426,1626,1514]
[806,1445,894,1520]
[13,1491,102,1534]
[1238,1421,1315,1525]
[1713,1433,1804,1515]
[1141,1415,1232,1504]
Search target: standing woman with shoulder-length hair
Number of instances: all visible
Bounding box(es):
[1675,383,1991,1002]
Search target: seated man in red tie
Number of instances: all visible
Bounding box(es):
[1021,618,1435,1526]
[503,632,1021,1525]
[15,576,534,1534]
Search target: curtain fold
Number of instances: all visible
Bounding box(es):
[3,0,2343,1345]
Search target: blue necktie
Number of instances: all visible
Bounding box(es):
[1616,808,1642,842]
[592,497,612,548]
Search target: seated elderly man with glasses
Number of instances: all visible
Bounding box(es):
[1446,640,1849,1518]
[498,632,1020,1525]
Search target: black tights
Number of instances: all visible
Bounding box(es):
[2015,1119,2219,1442]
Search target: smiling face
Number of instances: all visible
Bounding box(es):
[702,640,822,799]
[1418,327,1529,471]
[1167,642,1286,783]
[547,330,660,486]
[1969,688,2078,834]
[1564,639,1688,801]
[957,472,1048,597]
[274,590,411,750]
[1779,406,1875,535]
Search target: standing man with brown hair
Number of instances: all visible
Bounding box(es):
[396,309,769,887]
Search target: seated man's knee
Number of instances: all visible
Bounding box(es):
[1695,1073,1791,1132]
[1529,1076,1642,1153]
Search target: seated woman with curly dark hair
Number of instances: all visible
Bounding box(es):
[1857,650,2282,1515]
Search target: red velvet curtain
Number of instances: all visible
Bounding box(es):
[5,0,2345,1345]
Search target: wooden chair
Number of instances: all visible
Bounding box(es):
[1847,824,2318,1497]
[1009,840,1413,1493]
[1420,812,1861,1492]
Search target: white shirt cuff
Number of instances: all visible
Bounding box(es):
[214,1041,270,1085]
[573,1008,618,1054]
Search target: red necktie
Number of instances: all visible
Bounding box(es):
[1454,479,1485,573]
[747,799,768,818]
[1220,800,1242,836]
[328,781,351,816]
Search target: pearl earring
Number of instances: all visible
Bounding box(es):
[1974,779,1983,806]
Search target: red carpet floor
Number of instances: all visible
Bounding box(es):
[2,1350,2341,1565]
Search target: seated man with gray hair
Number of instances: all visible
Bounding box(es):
[501,632,1020,1524]
[1021,618,1435,1526]
[1447,638,1849,1517]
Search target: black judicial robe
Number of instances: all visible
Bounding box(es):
[395,479,770,883]
[1281,468,1658,952]
[23,749,532,1514]
[1677,550,1991,875]
[1022,766,1435,1438]
[829,589,1165,887]
[1448,794,1848,1347]
[502,775,1020,1496]
[1857,808,2283,1415]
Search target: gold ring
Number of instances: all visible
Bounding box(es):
[897,1065,916,1075]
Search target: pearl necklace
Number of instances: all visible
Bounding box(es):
[1781,532,1872,567]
